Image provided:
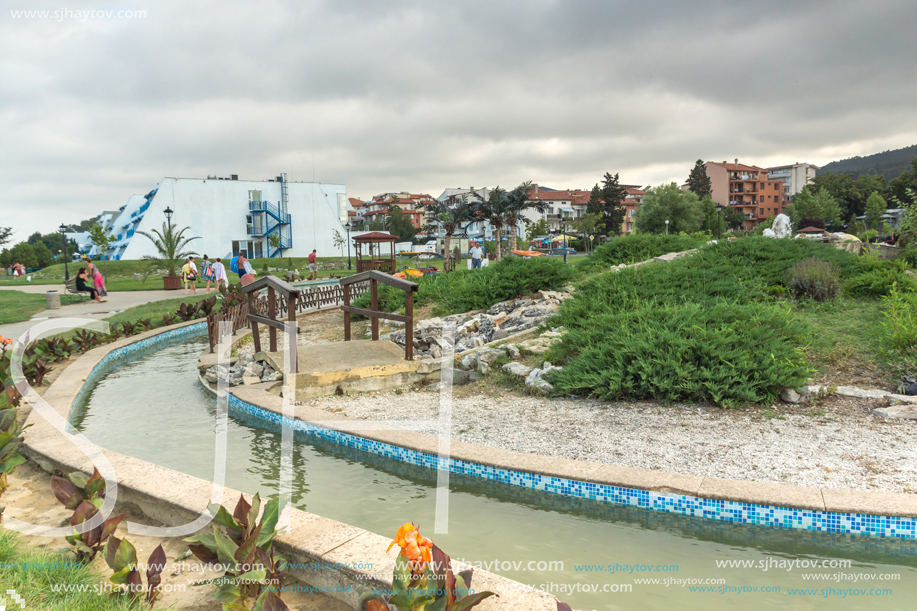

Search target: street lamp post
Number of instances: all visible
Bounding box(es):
[665,219,669,235]
[344,222,352,270]
[58,224,69,282]
[716,203,724,240]
[164,206,174,230]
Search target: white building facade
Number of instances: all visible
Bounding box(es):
[93,174,348,260]
[767,163,818,201]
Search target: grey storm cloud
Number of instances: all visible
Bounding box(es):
[1,0,916,237]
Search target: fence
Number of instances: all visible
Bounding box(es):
[206,280,370,353]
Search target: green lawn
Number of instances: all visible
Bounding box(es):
[100,294,218,327]
[0,530,147,611]
[0,291,82,325]
[790,297,914,387]
[0,257,359,291]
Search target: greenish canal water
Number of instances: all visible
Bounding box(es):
[71,337,917,610]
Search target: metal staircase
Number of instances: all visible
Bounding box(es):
[247,173,292,257]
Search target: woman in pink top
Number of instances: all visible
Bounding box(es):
[92,267,108,297]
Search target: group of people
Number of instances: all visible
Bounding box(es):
[180,255,232,294]
[179,253,275,294]
[74,256,107,302]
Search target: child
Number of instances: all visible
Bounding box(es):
[201,254,214,294]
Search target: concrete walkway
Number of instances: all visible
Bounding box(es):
[0,285,214,340]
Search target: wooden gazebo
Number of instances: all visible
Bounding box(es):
[353,231,399,273]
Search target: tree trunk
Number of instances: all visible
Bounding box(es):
[444,234,452,272]
[494,226,502,261]
[508,216,517,252]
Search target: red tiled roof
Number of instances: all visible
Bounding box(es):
[708,161,767,173]
[353,231,399,242]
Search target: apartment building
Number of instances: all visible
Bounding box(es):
[362,192,436,229]
[621,186,645,234]
[705,160,785,230]
[767,163,818,203]
[525,185,591,232]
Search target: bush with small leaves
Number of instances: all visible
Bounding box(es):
[787,257,840,302]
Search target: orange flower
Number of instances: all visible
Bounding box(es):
[387,522,433,571]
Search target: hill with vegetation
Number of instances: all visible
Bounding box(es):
[820,144,917,181]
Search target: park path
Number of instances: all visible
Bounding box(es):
[0,284,203,341]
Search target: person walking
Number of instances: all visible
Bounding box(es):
[211,257,229,289]
[307,249,317,281]
[76,267,104,302]
[182,257,198,295]
[469,243,484,269]
[201,255,215,293]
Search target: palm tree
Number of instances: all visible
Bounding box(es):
[503,181,547,251]
[425,197,473,271]
[471,187,510,261]
[137,222,200,285]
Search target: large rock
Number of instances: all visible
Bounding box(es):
[261,369,283,382]
[416,317,444,332]
[244,363,265,379]
[525,368,554,393]
[457,318,481,337]
[503,362,533,377]
[780,388,802,404]
[460,353,478,371]
[476,347,504,366]
[872,405,917,420]
[487,301,516,316]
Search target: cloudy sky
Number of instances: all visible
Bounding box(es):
[2,0,916,239]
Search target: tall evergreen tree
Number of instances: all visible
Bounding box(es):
[686,159,712,199]
[385,205,417,242]
[586,173,627,236]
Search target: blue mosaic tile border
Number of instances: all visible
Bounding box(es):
[71,323,917,540]
[226,396,916,540]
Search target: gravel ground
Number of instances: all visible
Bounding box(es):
[303,389,917,494]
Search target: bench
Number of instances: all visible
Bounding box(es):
[64,279,93,300]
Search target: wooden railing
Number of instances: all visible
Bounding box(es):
[339,270,418,360]
[206,280,371,355]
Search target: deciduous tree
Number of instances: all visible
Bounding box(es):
[385,205,417,243]
[784,186,842,227]
[634,183,704,234]
[864,191,887,231]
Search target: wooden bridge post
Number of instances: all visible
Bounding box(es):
[405,288,413,360]
[267,286,277,352]
[370,278,379,340]
[343,283,351,341]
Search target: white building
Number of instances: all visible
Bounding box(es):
[92,173,348,260]
[767,163,818,202]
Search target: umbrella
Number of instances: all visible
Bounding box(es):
[796,226,825,233]
[553,234,577,241]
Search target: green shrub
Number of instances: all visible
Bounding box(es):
[589,233,707,267]
[880,284,917,353]
[902,244,917,268]
[843,266,916,297]
[787,258,840,302]
[547,302,810,408]
[352,256,575,316]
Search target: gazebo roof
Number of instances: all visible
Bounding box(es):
[353,231,399,243]
[796,226,825,233]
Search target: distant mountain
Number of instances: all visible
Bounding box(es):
[820,144,917,181]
